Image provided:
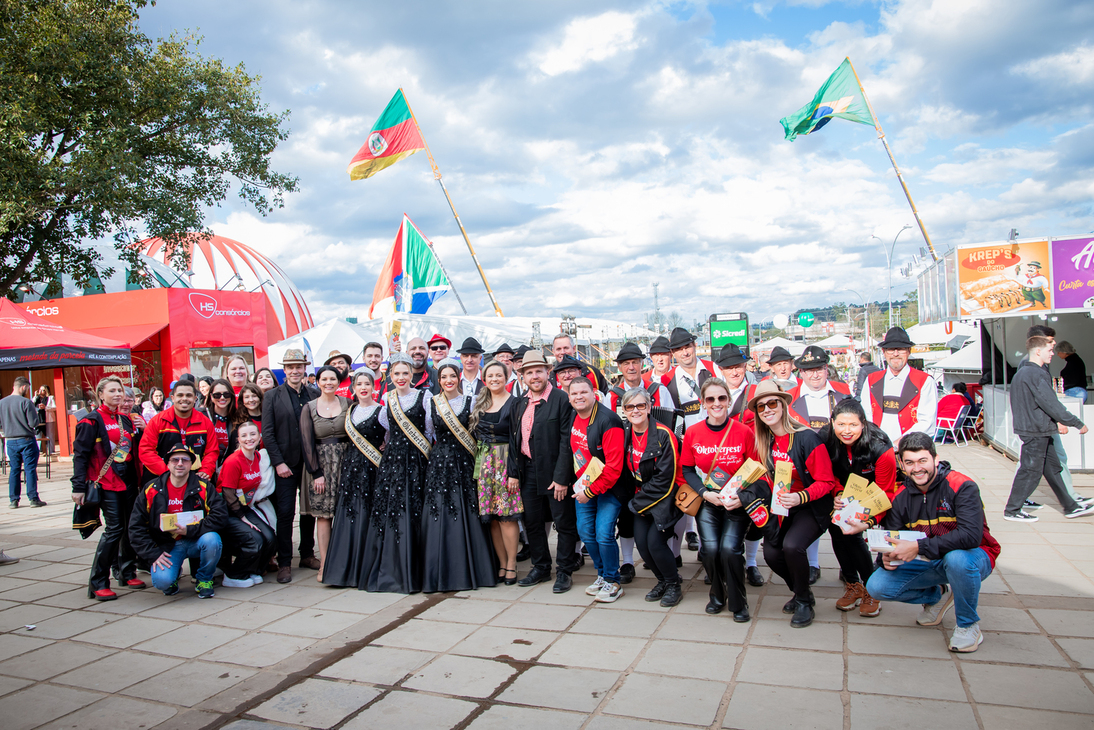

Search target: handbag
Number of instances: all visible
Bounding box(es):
[675,420,736,517]
[84,434,129,505]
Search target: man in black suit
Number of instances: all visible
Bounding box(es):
[507,350,578,593]
[261,348,319,583]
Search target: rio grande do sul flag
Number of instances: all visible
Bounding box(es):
[779,58,874,141]
[348,90,426,180]
[368,214,450,319]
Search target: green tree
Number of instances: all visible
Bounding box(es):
[0,0,297,296]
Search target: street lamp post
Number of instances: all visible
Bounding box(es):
[871,225,913,330]
[840,289,869,352]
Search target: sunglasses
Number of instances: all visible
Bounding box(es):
[622,403,648,412]
[703,395,729,404]
[429,345,448,351]
[755,399,782,412]
[211,392,232,400]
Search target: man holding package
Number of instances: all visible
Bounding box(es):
[129,444,227,599]
[866,433,1000,653]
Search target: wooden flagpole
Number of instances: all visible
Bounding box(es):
[846,58,939,263]
[402,90,505,317]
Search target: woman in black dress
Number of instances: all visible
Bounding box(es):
[361,354,434,593]
[323,369,385,588]
[421,360,497,592]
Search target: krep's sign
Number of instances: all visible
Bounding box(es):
[189,292,250,320]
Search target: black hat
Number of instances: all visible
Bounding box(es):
[493,342,515,357]
[513,344,530,360]
[165,443,197,462]
[457,337,485,355]
[767,346,794,364]
[878,327,915,350]
[615,342,644,363]
[552,354,583,373]
[715,343,746,368]
[649,336,671,355]
[794,345,830,370]
[667,327,697,351]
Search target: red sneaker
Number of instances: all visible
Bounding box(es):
[91,588,118,601]
[124,578,147,589]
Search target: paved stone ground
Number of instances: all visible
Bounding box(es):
[0,443,1092,730]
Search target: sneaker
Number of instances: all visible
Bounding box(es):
[685,532,700,551]
[221,576,254,589]
[808,566,821,585]
[163,582,180,597]
[196,580,215,599]
[858,590,882,618]
[659,581,682,607]
[917,587,954,626]
[595,582,624,603]
[1064,503,1094,519]
[1023,499,1043,510]
[618,563,635,584]
[29,499,46,508]
[585,576,605,596]
[8,501,17,509]
[836,582,865,611]
[1003,511,1038,523]
[250,574,264,585]
[949,623,984,652]
[0,550,19,566]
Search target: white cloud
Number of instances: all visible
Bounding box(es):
[1012,44,1094,86]
[534,11,641,76]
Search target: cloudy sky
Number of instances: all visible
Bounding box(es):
[139,0,1094,326]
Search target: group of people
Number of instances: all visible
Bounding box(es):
[60,324,1046,653]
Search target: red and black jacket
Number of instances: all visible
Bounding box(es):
[70,407,139,494]
[623,421,683,532]
[762,426,840,524]
[128,471,227,563]
[787,381,852,430]
[570,403,627,503]
[880,462,1001,567]
[820,422,899,527]
[138,406,219,480]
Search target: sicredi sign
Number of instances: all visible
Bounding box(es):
[709,313,749,359]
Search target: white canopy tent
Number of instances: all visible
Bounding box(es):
[751,336,806,357]
[811,334,853,349]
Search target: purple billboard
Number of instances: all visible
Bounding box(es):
[1052,236,1094,310]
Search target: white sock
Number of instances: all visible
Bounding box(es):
[745,539,759,568]
[807,537,821,568]
[620,537,634,566]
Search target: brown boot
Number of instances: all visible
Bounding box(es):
[859,589,882,617]
[277,566,292,584]
[835,581,865,611]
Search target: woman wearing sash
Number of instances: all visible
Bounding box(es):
[299,366,351,582]
[473,360,522,585]
[323,369,385,588]
[421,360,498,592]
[363,354,434,593]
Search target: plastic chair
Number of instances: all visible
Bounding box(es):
[935,405,970,447]
[960,404,983,443]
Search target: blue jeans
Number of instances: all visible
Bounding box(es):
[575,491,623,584]
[1064,387,1088,404]
[1052,432,1080,501]
[6,437,39,503]
[150,532,223,593]
[866,548,992,627]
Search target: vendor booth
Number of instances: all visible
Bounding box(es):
[918,234,1094,469]
[14,288,268,456]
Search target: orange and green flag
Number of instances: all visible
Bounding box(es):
[347,89,426,180]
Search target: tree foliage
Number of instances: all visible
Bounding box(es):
[0,0,297,296]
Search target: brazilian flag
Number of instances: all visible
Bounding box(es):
[780,58,874,141]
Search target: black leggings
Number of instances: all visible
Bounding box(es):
[89,488,136,591]
[220,513,274,578]
[827,523,874,585]
[764,508,826,603]
[696,502,749,612]
[633,512,678,584]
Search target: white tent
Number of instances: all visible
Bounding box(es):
[751,336,806,356]
[268,318,373,370]
[928,339,982,390]
[811,334,853,349]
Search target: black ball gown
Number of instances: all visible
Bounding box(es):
[322,403,384,588]
[420,394,498,592]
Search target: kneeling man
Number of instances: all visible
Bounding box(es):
[866,433,1000,652]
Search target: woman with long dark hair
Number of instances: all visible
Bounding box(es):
[820,398,898,618]
[323,369,385,588]
[421,359,497,592]
[472,360,521,584]
[142,386,166,421]
[253,368,278,393]
[751,381,840,628]
[206,379,237,467]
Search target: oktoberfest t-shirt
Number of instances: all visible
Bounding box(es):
[681,418,756,478]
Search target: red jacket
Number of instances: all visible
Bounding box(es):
[866,367,929,434]
[139,406,219,480]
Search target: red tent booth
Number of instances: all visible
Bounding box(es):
[0,298,131,457]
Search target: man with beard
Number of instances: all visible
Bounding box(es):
[763,346,797,389]
[362,342,385,384]
[507,351,579,593]
[862,327,938,447]
[139,379,219,485]
[381,337,432,394]
[551,334,608,392]
[324,351,354,398]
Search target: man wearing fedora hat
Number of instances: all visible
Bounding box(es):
[551,334,609,392]
[508,345,530,398]
[609,342,674,429]
[507,350,580,592]
[492,343,515,371]
[261,348,320,583]
[787,346,852,430]
[862,327,938,447]
[763,346,797,389]
[646,336,674,387]
[457,337,486,399]
[324,351,354,398]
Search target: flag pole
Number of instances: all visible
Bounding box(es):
[846,58,940,263]
[401,90,506,317]
[404,214,468,315]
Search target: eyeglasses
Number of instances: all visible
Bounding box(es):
[755,399,782,412]
[703,395,729,404]
[622,403,648,412]
[430,345,448,351]
[211,392,232,400]
[168,457,191,465]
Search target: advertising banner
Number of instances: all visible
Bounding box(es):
[957,240,1052,317]
[709,313,749,359]
[1050,236,1094,311]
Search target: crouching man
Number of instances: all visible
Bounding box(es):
[129,444,227,599]
[866,433,1001,652]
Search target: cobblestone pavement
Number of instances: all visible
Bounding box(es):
[0,444,1092,730]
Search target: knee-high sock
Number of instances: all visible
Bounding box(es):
[807,537,821,569]
[744,539,759,568]
[620,536,634,566]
